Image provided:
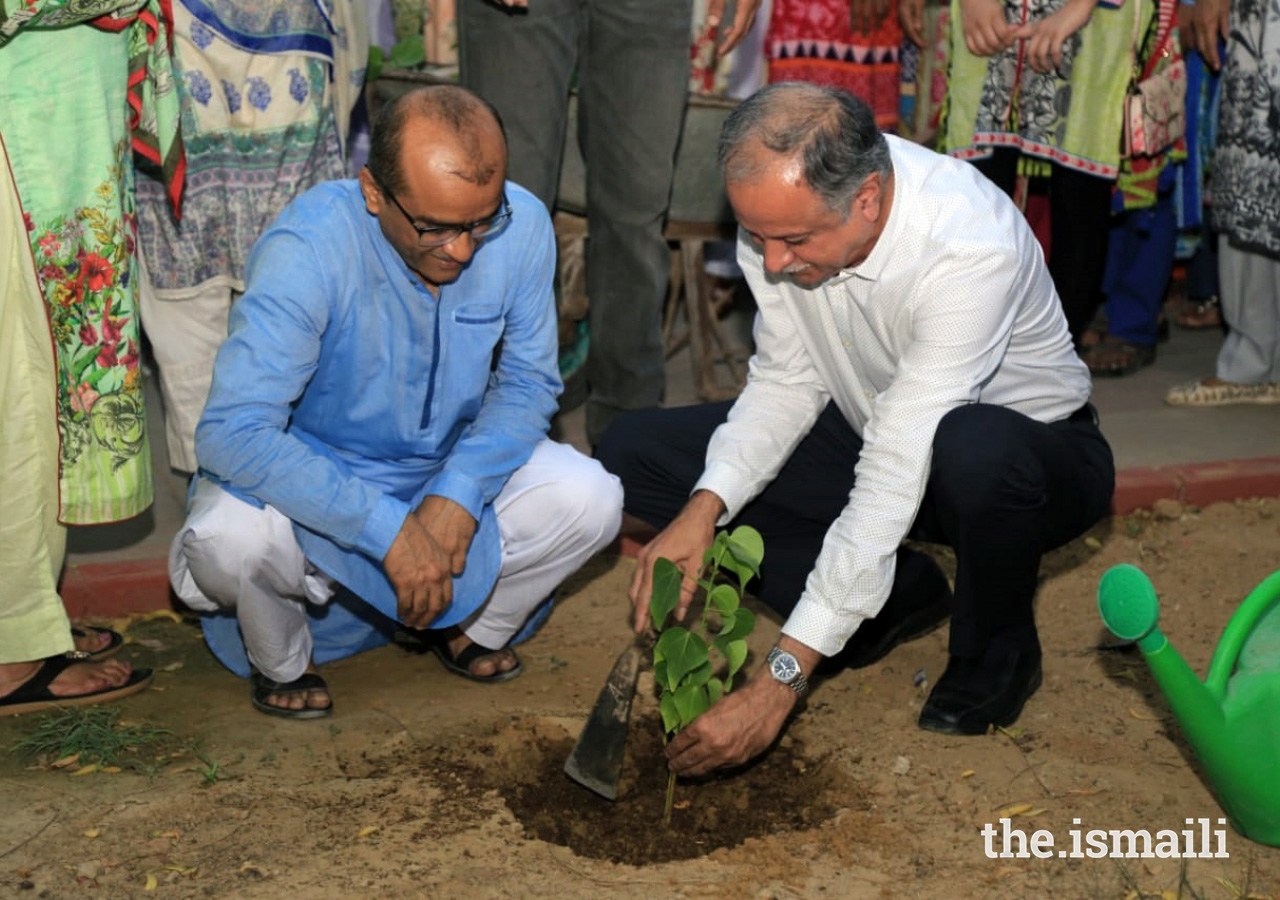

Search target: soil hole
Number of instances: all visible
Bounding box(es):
[456,715,860,866]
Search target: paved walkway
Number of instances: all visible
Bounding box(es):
[60,313,1280,616]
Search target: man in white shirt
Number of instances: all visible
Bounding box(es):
[596,83,1114,775]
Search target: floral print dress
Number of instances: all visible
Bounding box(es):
[0,0,182,524]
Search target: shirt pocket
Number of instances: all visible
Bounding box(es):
[452,305,504,326]
[450,305,505,367]
[444,305,507,421]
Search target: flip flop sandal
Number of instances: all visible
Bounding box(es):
[250,671,333,719]
[67,625,124,660]
[0,656,153,717]
[430,639,523,684]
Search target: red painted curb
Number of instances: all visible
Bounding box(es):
[62,456,1280,617]
[60,557,177,619]
[1170,457,1280,510]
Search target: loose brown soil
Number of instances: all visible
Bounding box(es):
[3,498,1280,899]
[449,715,848,865]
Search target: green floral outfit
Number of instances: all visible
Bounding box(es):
[0,0,182,524]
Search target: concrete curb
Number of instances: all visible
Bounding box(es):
[61,456,1280,618]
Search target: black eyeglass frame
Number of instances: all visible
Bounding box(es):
[370,170,512,248]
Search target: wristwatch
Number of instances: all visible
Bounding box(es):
[766,646,810,698]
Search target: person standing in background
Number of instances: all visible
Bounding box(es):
[456,0,762,448]
[135,0,368,474]
[767,0,904,131]
[0,0,177,712]
[941,0,1151,347]
[1166,0,1280,405]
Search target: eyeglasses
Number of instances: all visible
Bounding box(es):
[372,172,512,248]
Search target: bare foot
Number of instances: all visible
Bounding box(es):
[0,657,134,701]
[444,633,519,678]
[262,666,331,713]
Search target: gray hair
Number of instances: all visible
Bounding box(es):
[718,82,892,218]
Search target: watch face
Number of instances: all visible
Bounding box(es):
[771,652,800,682]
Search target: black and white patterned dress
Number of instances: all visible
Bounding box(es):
[1211,0,1280,256]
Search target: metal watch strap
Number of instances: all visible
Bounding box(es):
[766,646,810,697]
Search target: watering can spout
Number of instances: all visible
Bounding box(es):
[1098,564,1227,741]
[1098,563,1280,847]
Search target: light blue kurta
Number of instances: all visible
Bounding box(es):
[194,179,561,670]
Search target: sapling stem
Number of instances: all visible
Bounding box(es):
[663,769,677,828]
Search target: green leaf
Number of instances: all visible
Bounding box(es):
[659,692,681,734]
[387,35,426,69]
[648,558,683,631]
[653,658,672,693]
[655,628,708,688]
[706,583,739,618]
[723,639,749,681]
[727,525,764,569]
[715,607,756,645]
[685,661,713,688]
[724,525,764,591]
[672,683,710,728]
[705,531,732,571]
[367,46,384,83]
[707,677,724,706]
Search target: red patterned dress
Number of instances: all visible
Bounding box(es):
[766,0,903,130]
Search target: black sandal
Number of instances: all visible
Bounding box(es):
[68,625,124,660]
[250,671,333,719]
[429,637,523,684]
[0,656,153,716]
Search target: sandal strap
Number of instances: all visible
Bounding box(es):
[251,671,328,695]
[18,656,79,700]
[449,641,507,672]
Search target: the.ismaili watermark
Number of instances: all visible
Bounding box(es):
[981,817,1230,859]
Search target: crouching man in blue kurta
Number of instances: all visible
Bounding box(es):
[168,85,623,718]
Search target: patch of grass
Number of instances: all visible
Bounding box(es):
[9,707,172,769]
[192,747,222,787]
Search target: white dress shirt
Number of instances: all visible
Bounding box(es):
[694,135,1092,658]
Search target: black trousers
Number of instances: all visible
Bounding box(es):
[596,401,1115,660]
[972,149,1114,346]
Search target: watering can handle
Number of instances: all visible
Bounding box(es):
[1206,569,1280,697]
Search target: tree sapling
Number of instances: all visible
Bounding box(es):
[648,525,763,826]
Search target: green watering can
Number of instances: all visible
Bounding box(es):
[1098,563,1280,847]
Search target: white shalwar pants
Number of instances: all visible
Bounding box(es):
[169,439,622,682]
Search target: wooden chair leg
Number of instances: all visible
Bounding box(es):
[676,240,705,399]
